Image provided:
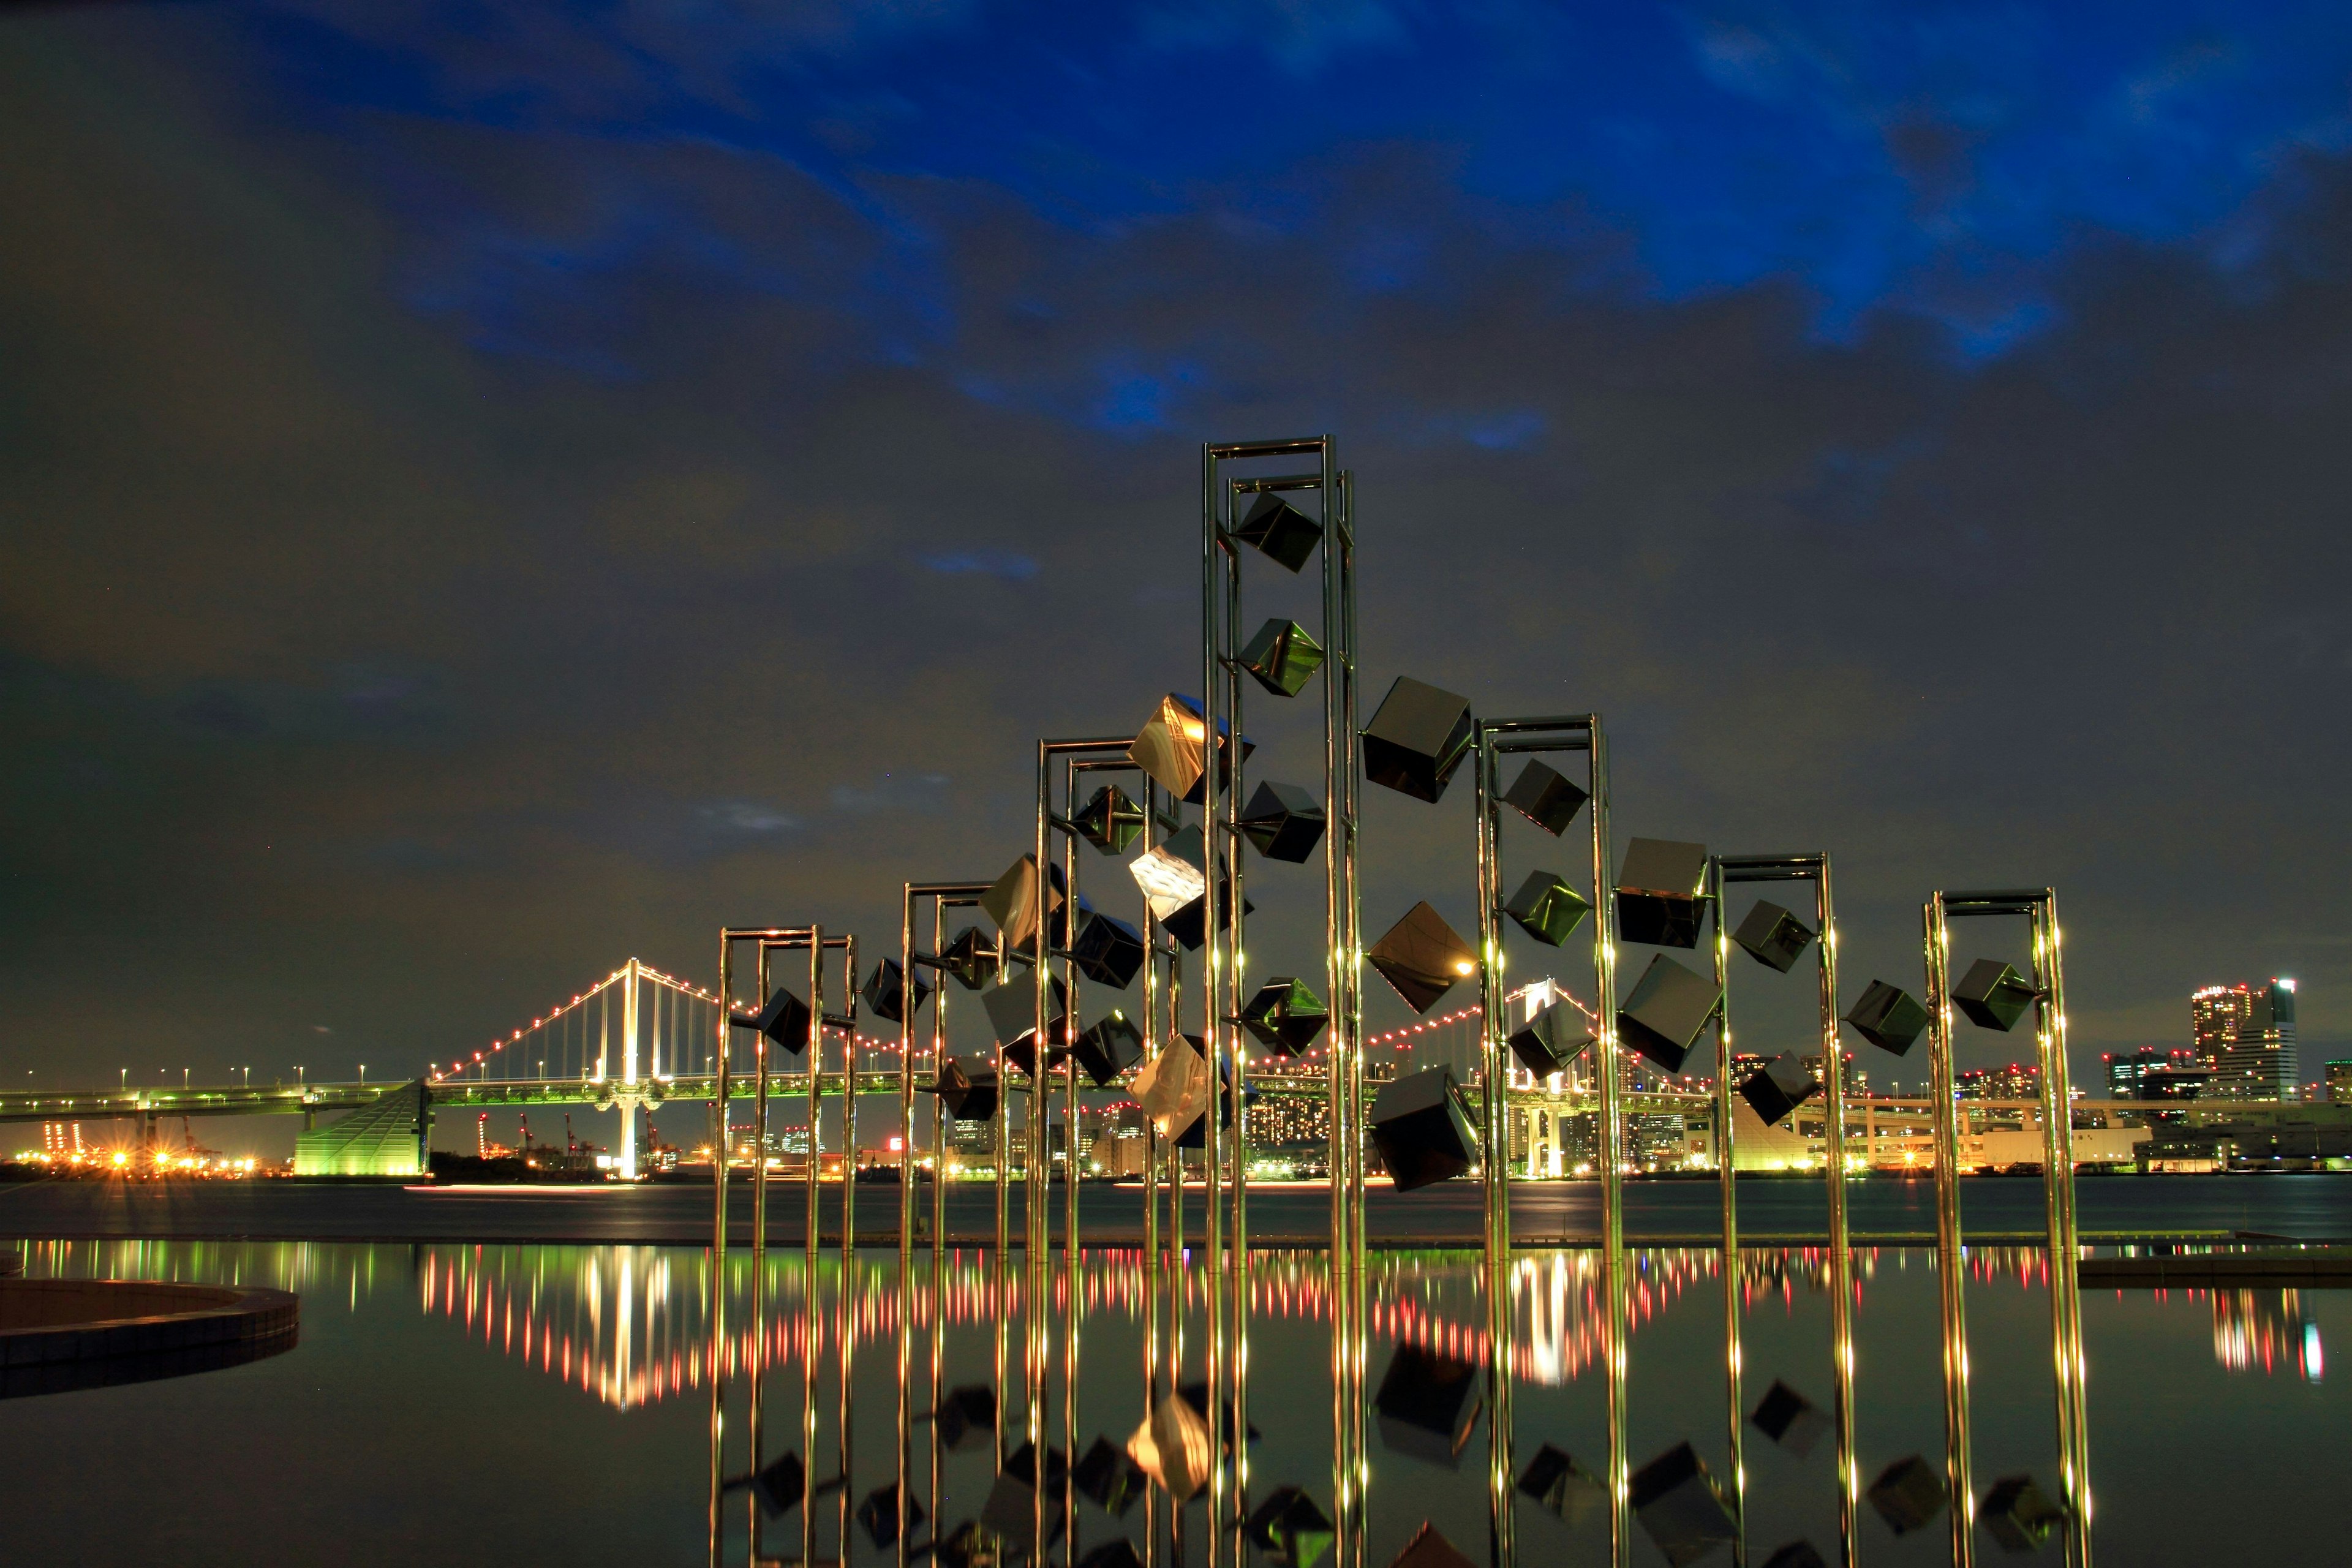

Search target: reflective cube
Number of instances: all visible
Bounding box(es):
[1749,1379,1828,1458]
[1615,839,1709,948]
[1740,1055,1819,1129]
[1733,900,1815,973]
[862,957,931,1025]
[1069,908,1145,989]
[1171,1063,1250,1150]
[1868,1455,1947,1537]
[1072,783,1145,856]
[1501,758,1589,836]
[936,1383,997,1450]
[1239,617,1327,698]
[1129,693,1252,805]
[1368,902,1478,1014]
[1374,1341,1482,1468]
[932,1057,1000,1123]
[1370,1067,1478,1193]
[1504,869,1592,948]
[1388,1523,1476,1568]
[1517,1443,1607,1528]
[981,1441,1068,1547]
[1177,1378,1259,1449]
[1981,1473,2067,1553]
[745,1449,805,1518]
[983,974,1068,1051]
[1246,1485,1335,1568]
[1508,1000,1590,1077]
[1954,959,2037,1033]
[1133,1035,1212,1139]
[1071,1434,1146,1517]
[1126,1393,1212,1501]
[1235,491,1324,571]
[1071,1011,1146,1088]
[1845,981,1929,1056]
[1238,779,1327,863]
[1630,1441,1738,1568]
[1240,976,1329,1058]
[1128,826,1249,951]
[982,853,1069,957]
[1762,1544,1828,1568]
[938,927,1000,990]
[731,986,812,1054]
[857,1482,925,1549]
[1362,677,1475,803]
[1618,955,1721,1072]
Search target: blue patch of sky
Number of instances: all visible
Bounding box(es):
[921,549,1039,580]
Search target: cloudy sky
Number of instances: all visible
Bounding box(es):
[6,1,2352,1126]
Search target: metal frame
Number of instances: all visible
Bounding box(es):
[1922,889,2092,1568]
[1472,716,1619,1568]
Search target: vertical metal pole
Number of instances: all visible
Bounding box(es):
[1474,731,1514,1568]
[2032,897,2092,1566]
[708,935,733,1568]
[804,934,825,1568]
[1923,895,1974,1568]
[1223,493,1251,1536]
[1591,724,1627,1568]
[1816,863,1858,1568]
[1328,464,1367,1568]
[1708,863,1744,1568]
[750,942,774,1558]
[836,938,858,1568]
[898,894,918,1568]
[1030,750,1054,1568]
[1199,453,1228,1568]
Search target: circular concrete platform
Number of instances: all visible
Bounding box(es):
[0,1278,300,1398]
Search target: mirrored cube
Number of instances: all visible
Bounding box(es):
[1619,955,1721,1072]
[1362,677,1475,803]
[1981,1473,2067,1553]
[1505,869,1593,948]
[1370,1066,1478,1192]
[1240,976,1329,1058]
[1238,779,1327,863]
[1508,1000,1590,1077]
[1762,1544,1828,1568]
[1133,1035,1212,1139]
[1954,959,2037,1033]
[1844,981,1929,1055]
[1388,1523,1476,1568]
[984,974,1068,1050]
[1733,900,1815,973]
[1176,1378,1260,1450]
[1129,693,1253,805]
[1126,1393,1212,1501]
[1368,902,1478,1014]
[1246,1485,1335,1568]
[1374,1341,1481,1468]
[1868,1455,1947,1537]
[747,1449,805,1518]
[1239,617,1327,698]
[1072,783,1145,856]
[1071,1435,1147,1517]
[1740,1055,1819,1129]
[933,1058,1000,1123]
[1749,1379,1828,1458]
[1078,1542,1143,1568]
[938,927,1000,990]
[1172,1063,1251,1150]
[1235,490,1324,571]
[981,1441,1068,1547]
[1069,908,1145,989]
[982,853,1069,957]
[857,1482,925,1550]
[1129,826,1249,951]
[1502,758,1589,835]
[1630,1441,1738,1568]
[731,986,812,1054]
[1071,1011,1147,1088]
[862,957,931,1025]
[1517,1443,1607,1528]
[1615,839,1709,948]
[937,1384,997,1451]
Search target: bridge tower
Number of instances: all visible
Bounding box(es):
[616,957,643,1180]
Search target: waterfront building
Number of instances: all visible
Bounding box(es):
[2201,979,2298,1101]
[2330,1061,2352,1106]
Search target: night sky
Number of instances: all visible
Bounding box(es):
[7,2,2352,1124]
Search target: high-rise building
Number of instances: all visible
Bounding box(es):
[2200,979,2298,1101]
[2106,1048,2200,1097]
[2328,1061,2352,1106]
[2191,986,2253,1069]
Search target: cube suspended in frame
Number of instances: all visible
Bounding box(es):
[1749,1379,1828,1458]
[1370,1066,1478,1193]
[1176,1378,1260,1450]
[1368,902,1478,1014]
[732,986,812,1054]
[1238,617,1326,699]
[1240,976,1329,1058]
[1762,1544,1828,1568]
[1508,1000,1590,1078]
[1630,1441,1738,1568]
[937,927,999,990]
[1238,780,1327,864]
[856,1482,925,1550]
[862,957,931,1025]
[1133,1034,1213,1140]
[1373,1341,1482,1468]
[1362,677,1475,803]
[1129,693,1253,805]
[1234,490,1324,571]
[983,972,1067,1048]
[1501,758,1589,836]
[1504,869,1592,948]
[1845,980,1929,1056]
[1245,1485,1335,1568]
[1954,959,2037,1033]
[1071,1011,1147,1088]
[1128,826,1251,952]
[1618,955,1721,1072]
[1069,908,1145,989]
[1868,1455,1947,1537]
[1388,1523,1476,1568]
[981,1441,1068,1547]
[1126,1393,1212,1501]
[1517,1443,1607,1528]
[1171,1061,1252,1150]
[1072,783,1145,856]
[931,1057,1000,1123]
[1740,1055,1819,1129]
[1615,838,1709,949]
[1071,1434,1147,1517]
[1981,1473,2068,1553]
[982,853,1069,957]
[1733,900,1815,973]
[744,1449,806,1518]
[935,1384,997,1451]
